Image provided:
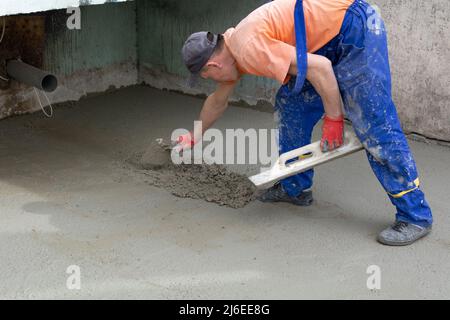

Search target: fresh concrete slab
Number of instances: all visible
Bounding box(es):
[0,85,448,299]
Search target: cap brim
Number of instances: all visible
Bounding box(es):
[187,73,200,88]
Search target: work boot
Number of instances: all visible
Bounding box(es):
[257,183,313,206]
[377,221,432,246]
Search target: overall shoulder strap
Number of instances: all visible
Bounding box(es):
[292,0,308,95]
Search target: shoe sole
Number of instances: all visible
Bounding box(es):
[377,228,432,246]
[258,198,314,207]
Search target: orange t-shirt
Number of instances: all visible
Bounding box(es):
[223,0,354,84]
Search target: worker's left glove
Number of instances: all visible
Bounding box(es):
[320,114,344,152]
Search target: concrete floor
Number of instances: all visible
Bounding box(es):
[0,85,448,299]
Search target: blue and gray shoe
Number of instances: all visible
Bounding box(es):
[257,183,313,206]
[377,221,432,246]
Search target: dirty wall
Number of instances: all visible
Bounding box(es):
[0,2,137,118]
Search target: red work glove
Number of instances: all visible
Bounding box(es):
[320,114,344,152]
[173,131,197,153]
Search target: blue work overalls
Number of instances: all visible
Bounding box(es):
[276,0,433,227]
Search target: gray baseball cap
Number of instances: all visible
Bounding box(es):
[181,31,218,87]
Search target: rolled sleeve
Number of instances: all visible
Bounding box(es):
[240,36,296,84]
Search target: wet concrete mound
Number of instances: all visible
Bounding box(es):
[130,139,257,208]
[142,163,256,209]
[130,147,257,208]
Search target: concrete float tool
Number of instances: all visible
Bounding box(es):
[249,130,364,190]
[139,138,173,169]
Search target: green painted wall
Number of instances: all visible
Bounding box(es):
[38,0,278,104]
[44,1,137,75]
[136,0,279,104]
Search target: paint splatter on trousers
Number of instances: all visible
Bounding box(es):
[276,0,433,226]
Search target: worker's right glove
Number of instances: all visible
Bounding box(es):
[173,131,197,154]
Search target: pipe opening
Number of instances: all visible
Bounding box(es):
[6,60,58,92]
[42,74,57,92]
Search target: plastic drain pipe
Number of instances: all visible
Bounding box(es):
[6,60,58,92]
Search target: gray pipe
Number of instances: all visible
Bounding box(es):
[6,60,58,92]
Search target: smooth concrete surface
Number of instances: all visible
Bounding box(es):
[0,86,448,299]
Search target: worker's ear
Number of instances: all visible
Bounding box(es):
[205,61,222,69]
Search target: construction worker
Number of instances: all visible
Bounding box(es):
[178,0,433,246]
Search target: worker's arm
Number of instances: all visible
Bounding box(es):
[176,81,236,149]
[199,82,236,133]
[289,52,344,151]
